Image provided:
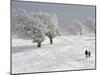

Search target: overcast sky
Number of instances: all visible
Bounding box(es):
[12,0,95,31]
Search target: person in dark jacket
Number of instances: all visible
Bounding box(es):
[85,50,88,58]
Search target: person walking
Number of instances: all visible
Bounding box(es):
[88,51,91,58]
[85,50,88,58]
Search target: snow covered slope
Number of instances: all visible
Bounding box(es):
[12,35,95,74]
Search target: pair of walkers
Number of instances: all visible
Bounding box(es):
[85,50,91,58]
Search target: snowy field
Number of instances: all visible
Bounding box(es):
[12,35,95,74]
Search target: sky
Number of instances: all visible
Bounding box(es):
[11,0,96,32]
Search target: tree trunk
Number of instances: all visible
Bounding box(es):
[37,42,41,47]
[50,38,53,44]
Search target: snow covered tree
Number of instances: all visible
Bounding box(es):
[43,13,60,44]
[12,9,46,47]
[69,18,95,35]
[82,18,95,34]
[24,25,45,47]
[69,20,82,35]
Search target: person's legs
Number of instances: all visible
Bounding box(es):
[86,55,87,58]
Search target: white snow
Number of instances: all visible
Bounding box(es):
[12,35,95,74]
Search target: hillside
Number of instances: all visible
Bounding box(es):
[12,35,95,74]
